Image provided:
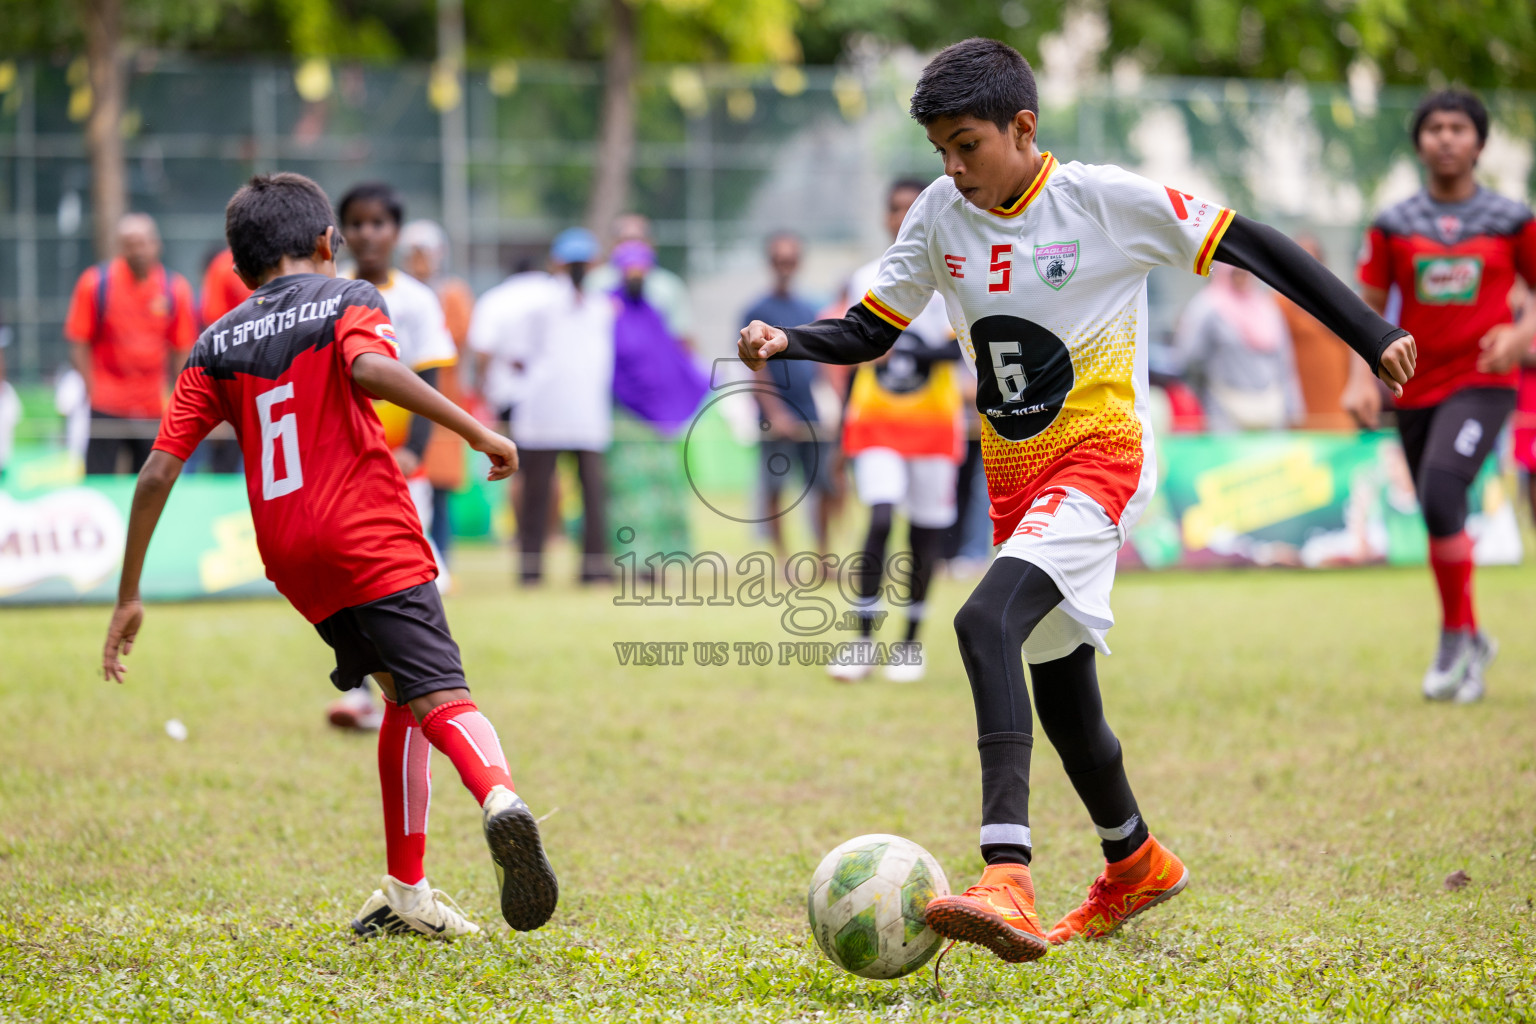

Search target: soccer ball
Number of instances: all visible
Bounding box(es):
[806,834,950,979]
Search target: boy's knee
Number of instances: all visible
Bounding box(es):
[953,597,991,647]
[1419,468,1469,537]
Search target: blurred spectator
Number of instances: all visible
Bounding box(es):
[834,177,964,681]
[200,247,252,326]
[514,228,614,585]
[401,219,474,557]
[1512,280,1536,523]
[469,256,558,554]
[587,214,691,344]
[607,240,709,563]
[339,184,457,575]
[1173,265,1302,432]
[0,306,16,476]
[65,214,197,473]
[469,257,556,429]
[192,246,251,473]
[741,232,837,558]
[1276,234,1355,429]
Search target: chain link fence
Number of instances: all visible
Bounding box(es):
[2,54,1533,383]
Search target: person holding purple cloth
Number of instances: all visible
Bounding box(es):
[606,239,708,562]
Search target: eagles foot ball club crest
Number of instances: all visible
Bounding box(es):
[1034,241,1078,290]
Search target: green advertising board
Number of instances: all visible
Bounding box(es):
[0,456,276,605]
[1124,431,1520,570]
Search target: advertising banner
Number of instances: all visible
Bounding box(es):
[1123,431,1521,570]
[0,470,276,606]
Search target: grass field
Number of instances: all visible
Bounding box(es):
[3,543,1535,1022]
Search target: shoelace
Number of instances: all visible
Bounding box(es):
[429,889,475,931]
[959,880,1011,902]
[1085,875,1113,907]
[933,939,958,1000]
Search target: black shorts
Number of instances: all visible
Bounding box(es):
[314,583,466,703]
[1396,387,1516,489]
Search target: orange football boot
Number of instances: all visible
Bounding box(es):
[924,862,1050,963]
[1047,835,1188,943]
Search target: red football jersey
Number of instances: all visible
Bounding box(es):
[154,273,436,622]
[63,258,199,418]
[1358,187,1536,407]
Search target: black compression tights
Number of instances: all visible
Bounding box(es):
[953,556,1146,864]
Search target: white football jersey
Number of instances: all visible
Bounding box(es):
[346,269,458,452]
[372,270,457,372]
[859,152,1234,541]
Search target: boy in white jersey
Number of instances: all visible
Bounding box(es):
[330,182,460,731]
[741,39,1417,963]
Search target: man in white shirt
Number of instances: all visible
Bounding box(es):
[514,228,615,585]
[468,260,557,428]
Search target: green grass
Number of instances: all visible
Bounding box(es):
[3,544,1536,1022]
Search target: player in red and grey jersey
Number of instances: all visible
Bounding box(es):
[1348,89,1536,703]
[100,173,559,940]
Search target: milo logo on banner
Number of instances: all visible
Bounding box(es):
[1413,255,1483,304]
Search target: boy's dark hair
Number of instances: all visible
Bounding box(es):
[225,172,336,280]
[889,177,929,201]
[337,181,405,226]
[909,38,1038,129]
[1411,89,1488,147]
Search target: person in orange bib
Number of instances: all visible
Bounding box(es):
[830,177,965,684]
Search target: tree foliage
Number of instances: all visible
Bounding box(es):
[799,0,1536,91]
[3,0,1531,93]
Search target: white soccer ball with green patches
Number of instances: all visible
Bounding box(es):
[806,834,950,979]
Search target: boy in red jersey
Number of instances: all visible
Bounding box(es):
[1346,89,1536,703]
[100,173,558,939]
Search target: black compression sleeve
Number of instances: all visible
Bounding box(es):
[1214,214,1407,375]
[403,366,439,457]
[777,303,902,365]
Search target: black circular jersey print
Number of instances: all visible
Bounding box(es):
[873,330,937,394]
[971,314,1074,442]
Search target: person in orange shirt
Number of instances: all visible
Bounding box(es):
[66,213,197,474]
[401,220,473,556]
[195,247,255,472]
[1276,234,1354,430]
[200,247,253,326]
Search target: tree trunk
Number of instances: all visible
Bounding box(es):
[82,0,126,261]
[585,0,638,242]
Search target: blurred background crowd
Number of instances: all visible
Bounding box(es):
[2,0,1536,584]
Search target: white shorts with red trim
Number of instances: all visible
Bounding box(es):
[994,486,1125,664]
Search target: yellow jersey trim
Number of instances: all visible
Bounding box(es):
[861,291,913,330]
[988,152,1058,219]
[1195,207,1236,276]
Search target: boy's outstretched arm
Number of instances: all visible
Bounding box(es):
[1214,215,1416,397]
[738,305,901,370]
[352,352,518,480]
[103,450,184,682]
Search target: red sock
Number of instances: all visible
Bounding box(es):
[419,699,514,805]
[1428,532,1476,631]
[378,700,430,885]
